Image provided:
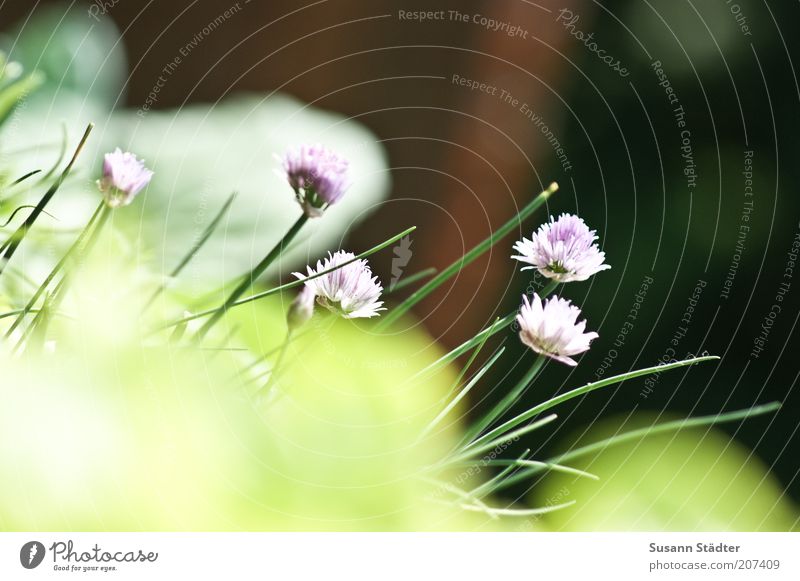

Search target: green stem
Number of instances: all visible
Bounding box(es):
[420,342,506,440]
[15,204,111,351]
[471,448,529,498]
[195,214,309,340]
[554,402,781,465]
[376,182,558,330]
[412,280,559,380]
[0,123,93,274]
[5,200,106,338]
[144,192,237,311]
[160,225,417,332]
[386,267,437,295]
[461,355,547,448]
[447,414,558,465]
[467,355,720,452]
[496,402,781,492]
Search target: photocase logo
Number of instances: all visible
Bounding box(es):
[20,541,45,569]
[390,235,413,291]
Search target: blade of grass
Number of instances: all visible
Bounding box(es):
[229,326,314,384]
[458,500,576,518]
[497,402,781,491]
[385,267,437,295]
[447,413,558,465]
[195,213,310,340]
[144,191,237,310]
[5,201,105,338]
[376,182,558,330]
[420,341,506,439]
[13,204,111,352]
[161,225,417,331]
[0,204,58,227]
[419,477,497,519]
[10,169,42,186]
[453,459,599,482]
[467,356,720,452]
[0,307,72,322]
[471,448,530,499]
[0,123,93,274]
[553,402,782,465]
[412,280,559,380]
[0,71,44,127]
[460,355,547,447]
[439,317,499,402]
[40,124,68,182]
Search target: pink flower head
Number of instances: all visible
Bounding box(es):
[517,293,598,366]
[280,144,351,217]
[98,148,154,208]
[293,251,384,319]
[512,213,610,282]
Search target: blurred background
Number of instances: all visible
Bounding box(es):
[1,0,798,528]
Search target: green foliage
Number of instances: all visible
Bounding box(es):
[0,70,43,128]
[533,414,799,531]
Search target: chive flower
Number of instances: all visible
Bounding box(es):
[97,148,154,208]
[293,251,384,319]
[280,144,351,217]
[512,213,610,282]
[516,293,598,366]
[286,285,316,330]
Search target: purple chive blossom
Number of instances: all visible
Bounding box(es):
[517,293,598,366]
[293,251,384,319]
[512,213,610,282]
[97,148,154,208]
[280,144,351,217]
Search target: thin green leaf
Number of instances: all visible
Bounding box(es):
[40,124,68,182]
[196,212,310,339]
[468,356,719,451]
[447,414,559,465]
[144,191,238,310]
[5,201,106,339]
[13,204,111,351]
[420,343,506,439]
[412,280,559,381]
[498,402,781,491]
[460,355,546,448]
[0,123,93,273]
[161,225,417,331]
[386,267,437,295]
[0,204,57,227]
[11,169,42,186]
[420,477,498,519]
[0,71,44,127]
[554,402,781,465]
[471,448,530,498]
[454,459,599,483]
[376,182,558,330]
[458,500,576,518]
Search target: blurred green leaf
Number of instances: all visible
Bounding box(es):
[533,414,799,531]
[0,71,43,127]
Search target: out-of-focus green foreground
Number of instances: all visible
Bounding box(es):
[0,256,796,531]
[0,257,482,531]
